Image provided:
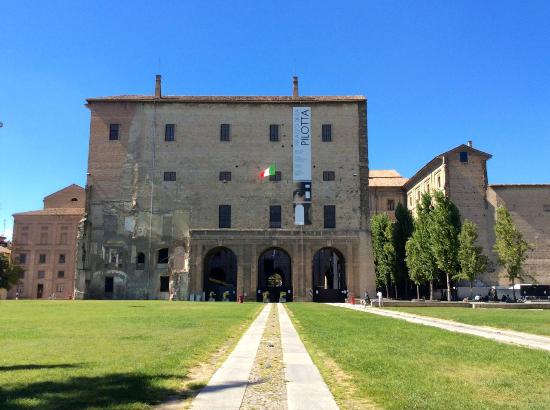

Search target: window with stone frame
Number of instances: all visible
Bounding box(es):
[18,253,27,264]
[219,171,232,182]
[39,254,46,264]
[322,124,332,142]
[323,171,335,181]
[163,171,177,181]
[109,124,119,140]
[37,271,45,279]
[59,254,66,264]
[220,124,231,141]
[165,124,175,141]
[57,271,65,279]
[269,124,279,141]
[387,199,395,211]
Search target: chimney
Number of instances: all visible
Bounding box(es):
[292,76,299,98]
[467,140,473,147]
[155,74,162,98]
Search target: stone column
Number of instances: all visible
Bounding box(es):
[249,244,258,300]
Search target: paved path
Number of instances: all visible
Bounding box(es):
[191,304,271,410]
[329,303,550,352]
[191,304,339,410]
[278,304,339,410]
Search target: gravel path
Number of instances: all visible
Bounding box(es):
[329,303,550,352]
[240,303,287,410]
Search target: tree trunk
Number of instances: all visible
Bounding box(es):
[429,281,434,301]
[470,280,474,300]
[385,282,389,298]
[512,276,516,301]
[446,273,452,301]
[394,282,398,299]
[416,284,420,300]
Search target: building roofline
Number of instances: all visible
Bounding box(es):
[43,184,84,200]
[404,144,492,191]
[489,184,550,188]
[86,95,367,104]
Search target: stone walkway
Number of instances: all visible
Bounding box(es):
[329,303,550,352]
[191,303,338,410]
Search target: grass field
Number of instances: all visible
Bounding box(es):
[387,307,550,337]
[287,303,550,410]
[0,300,261,410]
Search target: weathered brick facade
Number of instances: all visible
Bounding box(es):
[76,77,376,301]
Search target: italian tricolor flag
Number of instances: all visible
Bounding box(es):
[261,165,276,178]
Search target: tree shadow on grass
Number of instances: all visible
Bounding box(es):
[0,372,180,409]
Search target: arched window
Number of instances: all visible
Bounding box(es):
[136,252,145,269]
[157,248,169,264]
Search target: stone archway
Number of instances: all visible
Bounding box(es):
[203,247,237,301]
[312,247,347,302]
[257,247,292,302]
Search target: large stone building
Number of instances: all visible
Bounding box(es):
[76,76,376,301]
[9,185,85,299]
[401,142,550,286]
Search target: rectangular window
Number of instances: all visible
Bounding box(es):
[37,271,45,279]
[163,171,176,181]
[269,205,282,228]
[40,232,48,244]
[60,232,68,244]
[57,271,65,279]
[109,124,119,140]
[165,124,175,141]
[269,124,279,141]
[219,171,232,181]
[220,124,231,141]
[58,254,66,264]
[20,271,25,279]
[269,171,282,182]
[39,254,46,264]
[437,176,441,188]
[160,276,170,292]
[460,151,468,163]
[56,283,64,292]
[324,205,336,229]
[219,205,231,228]
[387,199,395,211]
[323,171,335,181]
[105,277,114,293]
[18,253,27,264]
[322,124,332,142]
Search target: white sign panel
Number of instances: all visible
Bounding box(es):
[293,107,311,181]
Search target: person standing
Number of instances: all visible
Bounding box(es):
[377,291,383,307]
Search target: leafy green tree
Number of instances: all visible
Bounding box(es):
[457,220,488,298]
[393,202,414,298]
[429,190,461,301]
[494,206,532,300]
[0,253,22,291]
[405,193,438,300]
[370,213,395,296]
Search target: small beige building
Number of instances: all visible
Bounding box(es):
[9,185,85,299]
[368,170,408,220]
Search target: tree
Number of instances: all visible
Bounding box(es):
[0,254,22,291]
[429,190,461,301]
[370,213,395,296]
[494,206,532,300]
[457,220,488,298]
[393,202,414,298]
[405,193,438,300]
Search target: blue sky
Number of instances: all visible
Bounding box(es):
[1,0,549,239]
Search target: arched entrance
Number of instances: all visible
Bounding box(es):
[312,247,347,302]
[257,248,292,302]
[203,247,237,301]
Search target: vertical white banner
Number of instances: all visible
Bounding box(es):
[293,107,311,181]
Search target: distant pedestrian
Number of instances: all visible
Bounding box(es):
[377,291,383,307]
[15,291,19,300]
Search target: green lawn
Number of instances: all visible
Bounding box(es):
[287,303,550,410]
[0,300,261,410]
[387,307,550,337]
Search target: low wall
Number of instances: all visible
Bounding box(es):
[472,302,550,309]
[362,300,550,309]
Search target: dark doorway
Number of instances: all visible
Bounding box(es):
[203,247,237,301]
[257,248,292,302]
[312,247,347,302]
[36,284,43,299]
